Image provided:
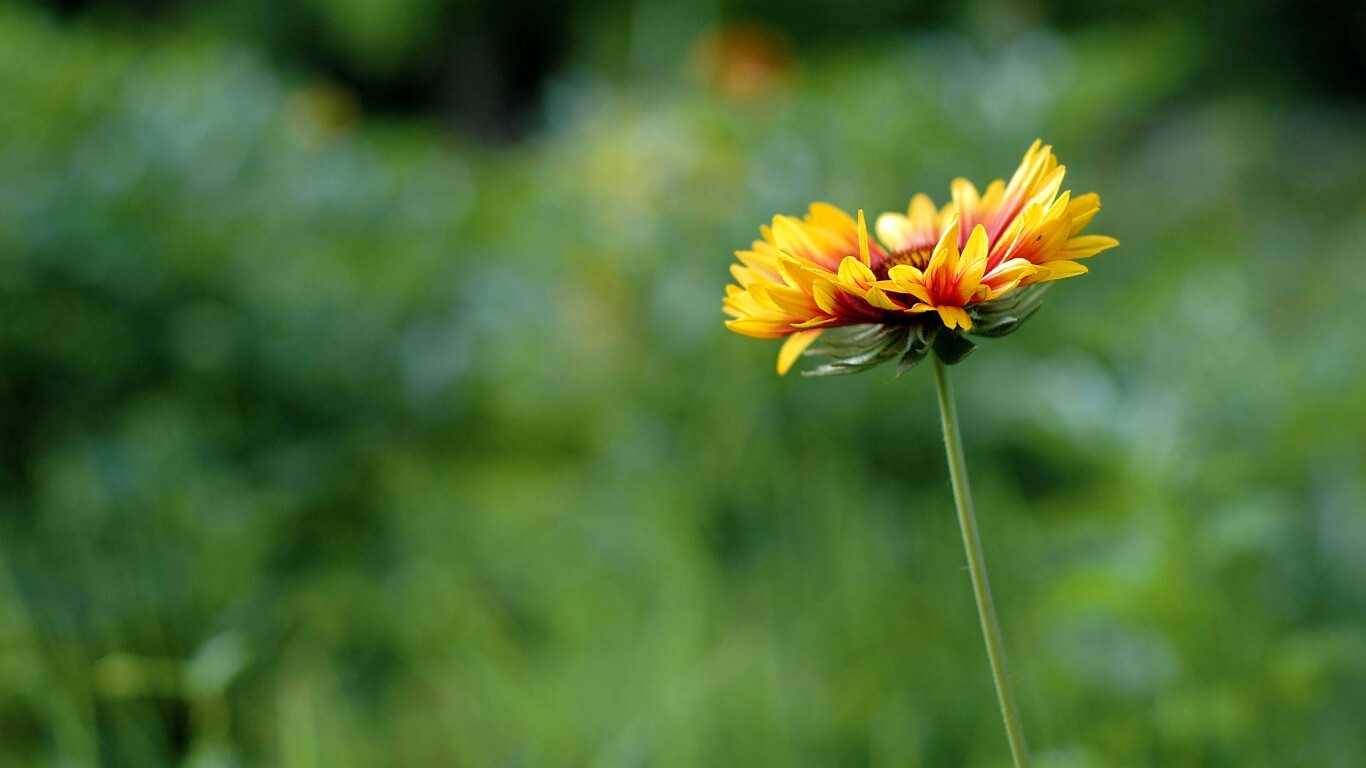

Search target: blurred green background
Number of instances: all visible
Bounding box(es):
[1,0,1364,766]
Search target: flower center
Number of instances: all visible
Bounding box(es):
[877,247,932,277]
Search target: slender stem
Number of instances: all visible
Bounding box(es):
[931,356,1032,768]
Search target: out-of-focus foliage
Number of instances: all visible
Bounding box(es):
[1,2,1365,767]
[57,0,1366,139]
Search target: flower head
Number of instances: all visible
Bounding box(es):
[723,141,1117,375]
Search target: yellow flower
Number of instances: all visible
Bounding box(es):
[723,141,1118,375]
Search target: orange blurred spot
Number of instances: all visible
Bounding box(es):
[688,24,792,100]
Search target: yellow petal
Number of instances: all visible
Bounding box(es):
[886,263,926,284]
[961,224,989,270]
[807,203,856,232]
[951,178,980,214]
[864,286,904,311]
[979,179,1005,213]
[776,254,823,291]
[1034,260,1088,282]
[856,209,872,267]
[812,280,839,314]
[884,269,934,305]
[927,214,962,277]
[909,193,937,227]
[777,329,824,375]
[726,319,790,339]
[983,258,1038,297]
[836,255,876,287]
[1059,235,1119,260]
[936,305,972,331]
[764,284,818,316]
[747,282,780,312]
[875,212,916,253]
[937,200,958,223]
[1065,193,1101,235]
[769,216,816,263]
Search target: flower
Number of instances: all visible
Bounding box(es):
[723,141,1118,375]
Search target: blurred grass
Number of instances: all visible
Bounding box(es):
[1,2,1365,767]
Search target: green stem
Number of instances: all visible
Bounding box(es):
[931,356,1032,768]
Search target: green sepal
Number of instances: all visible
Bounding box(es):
[802,325,911,377]
[966,284,1048,340]
[804,324,894,357]
[895,324,935,376]
[932,330,977,365]
[798,315,981,376]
